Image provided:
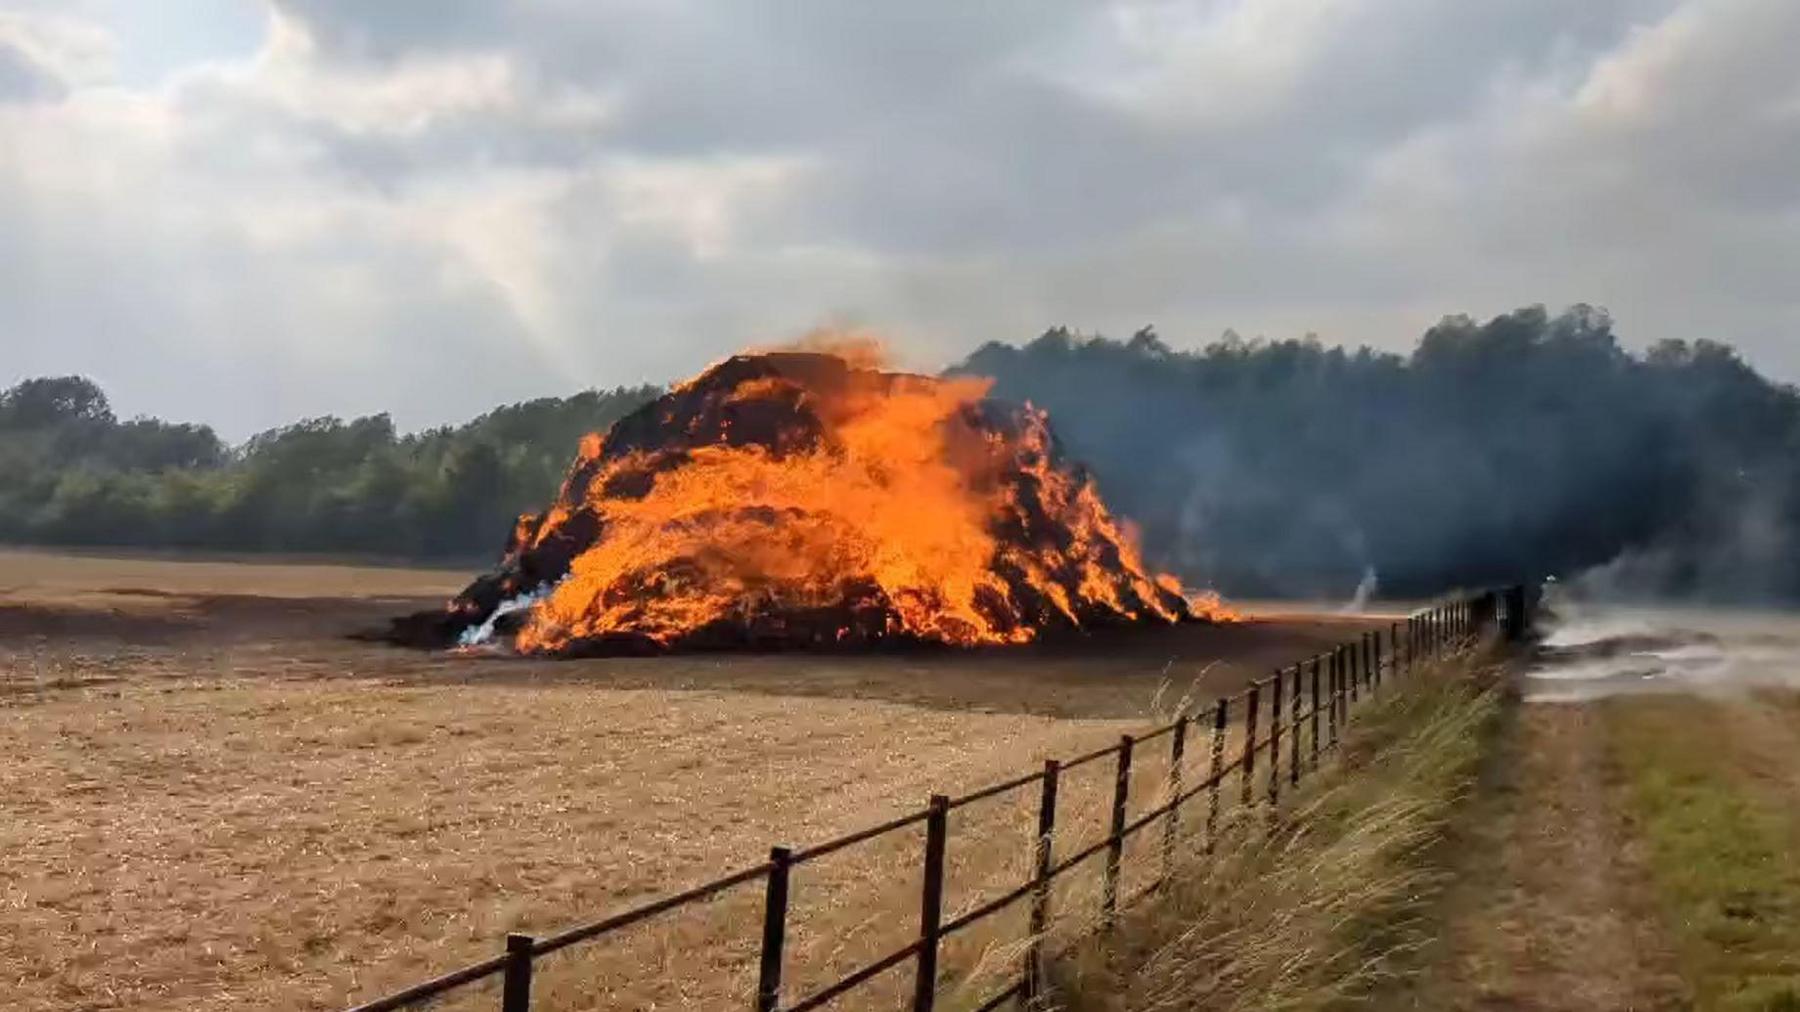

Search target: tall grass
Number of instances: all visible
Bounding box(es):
[1032,656,1502,1011]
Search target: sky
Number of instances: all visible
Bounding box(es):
[2,0,1797,439]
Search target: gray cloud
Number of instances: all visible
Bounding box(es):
[2,0,1797,439]
[0,40,64,102]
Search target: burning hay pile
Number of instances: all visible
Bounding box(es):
[391,348,1229,655]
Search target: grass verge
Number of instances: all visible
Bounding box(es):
[1604,695,1800,1011]
[1035,654,1502,1012]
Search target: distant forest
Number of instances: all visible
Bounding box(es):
[0,378,657,560]
[6,304,1797,600]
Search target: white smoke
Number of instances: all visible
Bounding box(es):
[1526,581,1800,702]
[456,581,558,648]
[1340,566,1379,614]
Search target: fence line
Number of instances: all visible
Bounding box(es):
[341,587,1530,1012]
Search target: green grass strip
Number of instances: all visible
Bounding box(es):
[1604,698,1800,1011]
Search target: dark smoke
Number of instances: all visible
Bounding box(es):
[953,305,1800,603]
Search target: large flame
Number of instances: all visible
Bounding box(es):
[420,347,1230,655]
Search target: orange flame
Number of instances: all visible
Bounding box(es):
[488,350,1229,654]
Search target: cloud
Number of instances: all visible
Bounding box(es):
[1,0,1797,439]
[0,40,62,102]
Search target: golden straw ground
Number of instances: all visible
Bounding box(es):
[0,549,1384,1011]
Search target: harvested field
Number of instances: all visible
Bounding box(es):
[0,548,1384,1011]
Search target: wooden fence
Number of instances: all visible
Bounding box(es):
[343,587,1529,1012]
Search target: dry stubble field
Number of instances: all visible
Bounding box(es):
[0,548,1379,1011]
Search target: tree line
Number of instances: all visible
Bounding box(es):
[0,375,656,560]
[5,304,1796,600]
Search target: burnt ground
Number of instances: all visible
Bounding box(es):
[0,547,1385,720]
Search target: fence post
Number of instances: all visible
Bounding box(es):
[1390,622,1401,680]
[1504,585,1525,641]
[1102,736,1133,927]
[1164,717,1187,870]
[1347,642,1359,705]
[1309,657,1322,768]
[502,933,535,1012]
[913,795,950,1012]
[1338,646,1352,727]
[1023,760,1059,1003]
[1326,652,1339,748]
[1267,674,1283,807]
[1289,666,1303,787]
[1240,686,1260,810]
[1206,699,1228,854]
[756,847,792,1012]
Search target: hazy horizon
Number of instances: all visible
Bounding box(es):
[18,311,1797,442]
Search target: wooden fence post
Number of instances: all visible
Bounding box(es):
[1267,674,1283,807]
[1289,666,1303,787]
[1338,646,1352,726]
[1206,699,1228,854]
[1164,717,1187,869]
[1326,652,1339,748]
[502,933,535,1012]
[756,847,792,1012]
[1240,687,1260,810]
[1309,657,1322,768]
[1023,760,1059,1003]
[1347,642,1359,705]
[912,796,949,1012]
[1103,736,1133,927]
